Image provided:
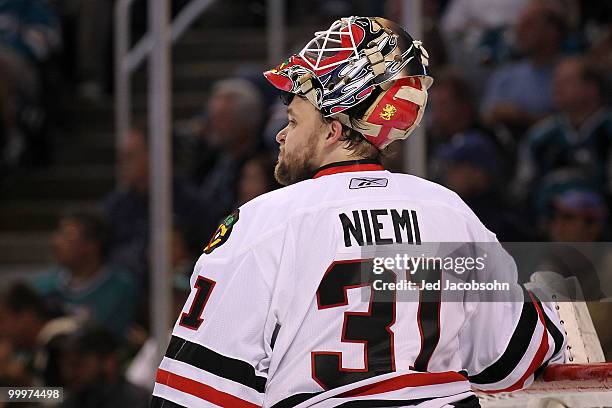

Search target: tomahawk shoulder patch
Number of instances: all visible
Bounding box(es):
[204,209,240,254]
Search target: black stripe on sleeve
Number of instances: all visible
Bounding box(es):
[535,298,564,359]
[532,296,566,380]
[270,323,281,350]
[150,396,187,408]
[273,395,429,408]
[469,288,539,385]
[334,397,431,407]
[412,271,442,372]
[165,335,266,393]
[334,393,477,408]
[271,392,323,408]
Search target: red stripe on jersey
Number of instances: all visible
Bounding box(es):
[156,368,261,408]
[313,164,384,178]
[487,292,550,394]
[337,371,467,397]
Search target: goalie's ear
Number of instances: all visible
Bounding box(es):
[324,119,344,145]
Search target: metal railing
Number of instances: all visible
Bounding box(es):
[113,0,285,361]
[114,0,217,147]
[114,0,220,364]
[402,0,425,178]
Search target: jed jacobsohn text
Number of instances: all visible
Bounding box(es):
[372,254,486,275]
[372,279,510,292]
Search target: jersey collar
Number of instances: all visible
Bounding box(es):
[312,159,384,179]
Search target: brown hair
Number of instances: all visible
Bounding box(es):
[321,115,382,161]
[320,88,386,161]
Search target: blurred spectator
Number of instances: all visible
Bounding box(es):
[385,0,448,70]
[238,153,279,205]
[0,282,49,354]
[0,282,50,386]
[434,133,530,240]
[586,23,612,91]
[33,211,138,338]
[0,0,61,166]
[190,78,266,214]
[548,190,608,242]
[429,69,476,145]
[442,0,529,38]
[102,127,212,281]
[428,69,509,160]
[0,338,31,387]
[541,188,612,358]
[481,1,566,135]
[0,282,80,388]
[515,57,612,204]
[441,0,529,67]
[60,326,150,408]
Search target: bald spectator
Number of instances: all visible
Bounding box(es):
[190,78,266,215]
[516,57,612,202]
[481,1,566,135]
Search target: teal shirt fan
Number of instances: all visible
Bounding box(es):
[33,265,138,338]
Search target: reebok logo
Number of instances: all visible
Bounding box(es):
[349,177,388,189]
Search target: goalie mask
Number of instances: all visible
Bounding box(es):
[263,16,433,149]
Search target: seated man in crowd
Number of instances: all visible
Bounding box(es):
[189,78,266,214]
[433,132,530,241]
[34,211,137,338]
[427,68,509,166]
[0,282,53,386]
[517,57,612,203]
[481,1,565,135]
[0,282,78,387]
[547,189,608,243]
[60,326,150,408]
[102,126,213,282]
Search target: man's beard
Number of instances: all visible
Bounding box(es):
[274,140,318,186]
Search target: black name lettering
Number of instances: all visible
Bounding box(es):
[339,209,421,247]
[339,211,364,247]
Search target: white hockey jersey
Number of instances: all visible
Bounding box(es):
[152,160,566,408]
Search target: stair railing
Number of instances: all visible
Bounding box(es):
[113,0,285,363]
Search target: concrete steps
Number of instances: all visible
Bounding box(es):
[0,232,54,264]
[2,166,114,201]
[0,15,319,266]
[0,198,100,231]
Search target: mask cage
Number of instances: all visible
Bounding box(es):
[298,17,361,72]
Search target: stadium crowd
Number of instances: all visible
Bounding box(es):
[0,0,611,406]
